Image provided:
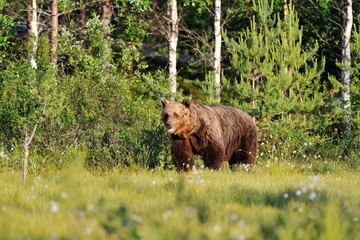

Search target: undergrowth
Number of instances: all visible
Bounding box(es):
[0,161,359,239]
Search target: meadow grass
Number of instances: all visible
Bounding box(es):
[0,161,359,240]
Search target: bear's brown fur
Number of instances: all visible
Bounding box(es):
[161,98,258,171]
[171,135,194,171]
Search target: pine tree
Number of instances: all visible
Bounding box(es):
[223,0,325,130]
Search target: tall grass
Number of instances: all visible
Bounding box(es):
[0,161,359,240]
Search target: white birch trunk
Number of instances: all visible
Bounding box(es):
[341,0,353,138]
[168,0,178,99]
[51,0,58,65]
[23,0,38,184]
[29,0,38,70]
[214,0,221,102]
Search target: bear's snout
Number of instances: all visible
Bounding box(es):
[166,124,176,134]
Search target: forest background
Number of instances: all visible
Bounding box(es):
[0,0,359,175]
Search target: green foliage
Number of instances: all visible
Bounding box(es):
[58,0,75,12]
[114,0,150,43]
[183,0,212,13]
[0,13,14,58]
[0,11,173,172]
[348,23,360,154]
[0,34,56,145]
[55,15,172,171]
[220,0,357,164]
[0,0,358,173]
[224,0,326,119]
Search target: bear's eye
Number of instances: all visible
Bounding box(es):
[174,112,179,118]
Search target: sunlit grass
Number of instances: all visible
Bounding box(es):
[0,160,359,239]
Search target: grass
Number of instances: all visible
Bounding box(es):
[0,160,359,240]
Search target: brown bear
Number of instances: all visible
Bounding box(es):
[161,97,258,171]
[170,135,194,171]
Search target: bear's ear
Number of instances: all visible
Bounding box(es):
[182,98,191,108]
[161,98,168,108]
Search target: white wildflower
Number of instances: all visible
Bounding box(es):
[49,201,59,213]
[308,192,317,201]
[213,224,221,233]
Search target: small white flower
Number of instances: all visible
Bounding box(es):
[87,203,95,211]
[234,234,245,240]
[213,224,221,233]
[132,214,143,223]
[229,213,238,221]
[185,207,197,219]
[49,201,59,213]
[60,192,68,199]
[85,226,93,234]
[283,193,289,199]
[237,220,246,227]
[50,231,57,239]
[163,210,173,220]
[308,192,317,201]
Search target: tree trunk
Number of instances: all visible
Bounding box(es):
[23,0,39,184]
[23,127,30,185]
[51,0,58,65]
[28,0,38,70]
[101,0,112,34]
[102,0,112,70]
[168,0,178,99]
[79,4,86,37]
[341,0,353,139]
[214,0,221,102]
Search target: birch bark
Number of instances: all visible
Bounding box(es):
[51,0,58,65]
[28,0,38,70]
[341,0,353,138]
[168,0,178,99]
[214,0,221,102]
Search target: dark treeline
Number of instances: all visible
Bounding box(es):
[0,0,359,174]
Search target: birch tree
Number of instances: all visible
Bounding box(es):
[341,0,353,139]
[213,0,221,102]
[168,0,178,99]
[28,0,38,70]
[51,0,58,65]
[23,0,40,184]
[100,0,112,72]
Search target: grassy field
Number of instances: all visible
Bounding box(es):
[0,161,359,240]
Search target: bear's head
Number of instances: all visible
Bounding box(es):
[161,98,191,137]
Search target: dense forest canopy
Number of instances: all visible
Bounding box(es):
[0,0,359,173]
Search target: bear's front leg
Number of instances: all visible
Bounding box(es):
[203,143,225,170]
[171,136,194,171]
